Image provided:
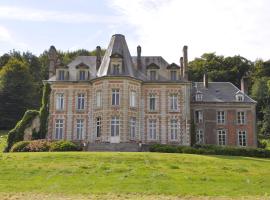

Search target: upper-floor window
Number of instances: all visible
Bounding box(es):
[130,117,136,140]
[112,89,120,106]
[96,117,101,138]
[170,119,178,141]
[96,91,102,108]
[56,93,64,111]
[169,94,178,111]
[58,70,65,80]
[55,119,64,139]
[77,93,85,110]
[195,93,203,101]
[195,110,203,123]
[149,94,156,111]
[79,70,86,80]
[217,111,225,124]
[238,130,247,147]
[196,129,204,144]
[130,91,136,108]
[170,70,177,81]
[237,111,245,124]
[111,116,120,136]
[113,64,120,75]
[149,119,157,140]
[217,129,226,145]
[236,94,244,102]
[150,70,157,81]
[76,119,84,140]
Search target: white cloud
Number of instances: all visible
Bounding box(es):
[110,0,270,62]
[0,26,12,42]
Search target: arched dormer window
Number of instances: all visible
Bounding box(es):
[56,63,69,81]
[110,53,123,75]
[76,63,89,81]
[195,91,203,101]
[167,63,180,81]
[146,63,160,81]
[235,91,244,102]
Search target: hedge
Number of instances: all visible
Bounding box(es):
[149,144,270,158]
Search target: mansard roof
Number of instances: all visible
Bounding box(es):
[192,82,256,103]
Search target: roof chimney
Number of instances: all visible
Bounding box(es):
[180,57,184,77]
[137,45,142,70]
[96,46,101,71]
[183,45,188,80]
[48,45,58,79]
[203,72,208,88]
[241,76,249,94]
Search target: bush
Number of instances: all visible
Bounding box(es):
[49,140,79,152]
[10,141,30,152]
[27,140,50,152]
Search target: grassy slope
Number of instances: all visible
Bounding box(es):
[0,151,270,199]
[0,130,7,152]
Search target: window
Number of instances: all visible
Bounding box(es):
[149,94,156,111]
[76,119,84,140]
[217,129,226,145]
[130,117,136,140]
[150,70,157,80]
[237,111,245,124]
[79,70,86,80]
[113,64,120,75]
[170,94,178,111]
[170,119,178,141]
[238,130,247,147]
[96,91,102,107]
[56,93,64,110]
[195,93,203,101]
[195,110,203,123]
[217,111,225,124]
[236,94,244,102]
[111,116,120,136]
[58,70,65,80]
[130,91,136,107]
[112,89,120,106]
[196,129,204,144]
[55,119,64,139]
[77,93,85,110]
[96,117,101,138]
[170,70,177,81]
[149,119,157,140]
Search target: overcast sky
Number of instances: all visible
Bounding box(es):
[0,0,269,63]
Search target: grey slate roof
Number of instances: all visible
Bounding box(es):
[192,82,256,103]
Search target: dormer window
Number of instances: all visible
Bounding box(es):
[195,92,203,101]
[113,64,120,75]
[170,71,177,81]
[56,63,69,81]
[58,70,65,80]
[236,94,244,102]
[167,63,180,81]
[147,63,159,81]
[110,53,123,75]
[76,63,89,81]
[150,70,157,80]
[79,70,86,80]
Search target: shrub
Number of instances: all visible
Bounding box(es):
[10,141,30,152]
[27,140,50,152]
[49,140,79,152]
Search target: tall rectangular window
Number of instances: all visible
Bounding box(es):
[130,117,136,140]
[217,129,226,145]
[237,111,245,124]
[96,117,101,138]
[170,70,177,81]
[58,70,65,80]
[217,111,225,124]
[55,119,64,139]
[170,94,178,111]
[96,91,102,107]
[56,93,64,110]
[195,110,203,123]
[238,130,247,147]
[149,94,156,111]
[77,93,85,110]
[150,70,157,80]
[79,70,86,80]
[76,119,84,140]
[129,91,136,107]
[112,89,120,106]
[111,116,120,136]
[170,119,178,140]
[113,64,120,75]
[196,129,204,144]
[149,119,157,140]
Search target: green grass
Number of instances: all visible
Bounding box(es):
[0,130,7,152]
[0,151,270,199]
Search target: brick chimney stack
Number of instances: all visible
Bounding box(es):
[137,45,142,70]
[48,45,57,79]
[96,46,102,71]
[183,45,188,80]
[203,72,208,88]
[241,76,249,94]
[180,57,184,78]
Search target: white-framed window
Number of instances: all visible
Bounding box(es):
[170,70,177,81]
[112,89,120,106]
[149,94,156,111]
[79,70,86,80]
[130,91,136,107]
[236,94,244,102]
[169,94,178,111]
[217,129,226,146]
[56,93,64,111]
[96,90,102,107]
[77,93,85,110]
[217,111,225,124]
[96,117,101,138]
[196,129,204,144]
[76,119,84,140]
[111,116,120,136]
[170,119,178,141]
[238,130,247,147]
[113,64,120,75]
[237,111,245,124]
[195,93,203,101]
[130,117,136,140]
[195,110,203,123]
[55,119,64,139]
[150,70,157,80]
[58,70,65,80]
[149,119,157,140]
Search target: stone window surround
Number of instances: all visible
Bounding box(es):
[236,110,246,125]
[195,129,204,144]
[237,129,247,147]
[217,129,227,146]
[216,110,226,125]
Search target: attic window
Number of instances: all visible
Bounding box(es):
[236,94,244,102]
[195,93,203,101]
[170,70,177,81]
[150,70,157,81]
[113,64,120,75]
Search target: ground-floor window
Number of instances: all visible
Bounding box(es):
[217,129,226,145]
[76,119,84,140]
[55,119,64,139]
[196,129,204,144]
[111,116,120,136]
[238,130,247,147]
[149,119,157,140]
[170,119,178,141]
[130,117,136,140]
[96,117,101,138]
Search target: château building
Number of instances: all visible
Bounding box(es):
[46,34,257,150]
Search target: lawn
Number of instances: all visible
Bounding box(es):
[0,147,270,200]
